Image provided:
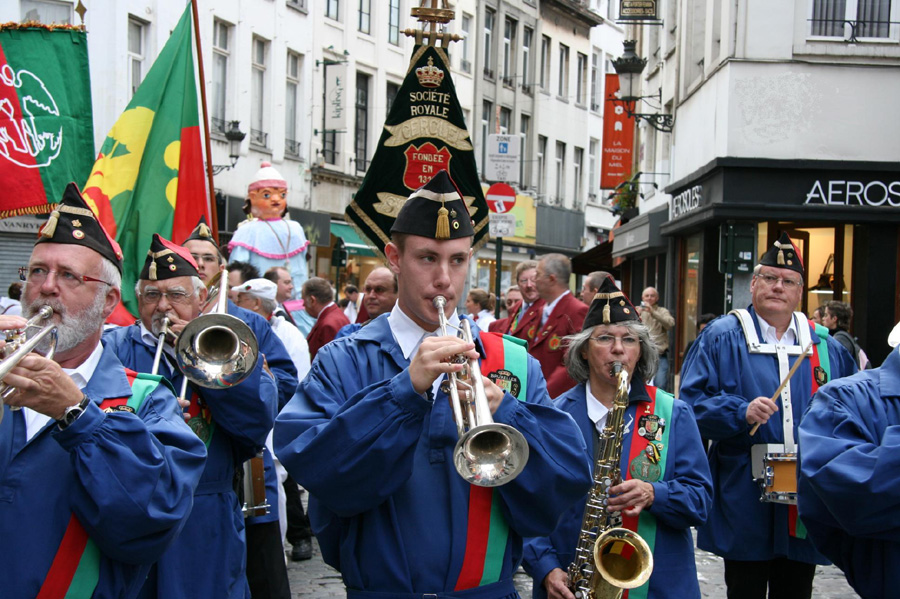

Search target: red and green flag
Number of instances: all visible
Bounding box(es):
[83,3,208,316]
[0,23,94,218]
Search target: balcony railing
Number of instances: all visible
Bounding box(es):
[461,59,472,73]
[250,129,268,147]
[285,138,301,157]
[211,117,228,135]
[483,67,495,80]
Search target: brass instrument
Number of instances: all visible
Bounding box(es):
[433,295,529,487]
[0,307,59,424]
[567,362,653,599]
[175,269,259,389]
[150,316,171,376]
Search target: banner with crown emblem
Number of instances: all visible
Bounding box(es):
[346,45,489,256]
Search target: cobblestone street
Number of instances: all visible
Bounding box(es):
[286,534,858,598]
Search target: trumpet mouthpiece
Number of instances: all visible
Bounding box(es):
[433,296,447,309]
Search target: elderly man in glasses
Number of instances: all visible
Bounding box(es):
[104,234,298,599]
[680,232,857,599]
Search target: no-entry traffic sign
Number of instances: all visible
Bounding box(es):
[486,182,516,213]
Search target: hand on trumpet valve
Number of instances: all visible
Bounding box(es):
[3,354,84,419]
[409,335,477,395]
[608,479,655,517]
[0,315,29,354]
[445,374,504,415]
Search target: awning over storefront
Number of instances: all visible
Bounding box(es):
[571,240,619,276]
[612,206,669,258]
[331,222,377,257]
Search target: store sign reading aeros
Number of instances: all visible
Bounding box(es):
[805,180,900,207]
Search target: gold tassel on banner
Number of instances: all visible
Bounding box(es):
[41,209,60,238]
[436,205,450,239]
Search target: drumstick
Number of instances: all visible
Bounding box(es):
[749,341,814,437]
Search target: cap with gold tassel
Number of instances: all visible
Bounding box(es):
[390,170,474,241]
[35,182,124,273]
[758,232,804,278]
[583,275,639,331]
[140,234,201,282]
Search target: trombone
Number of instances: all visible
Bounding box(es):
[0,306,59,424]
[433,295,529,487]
[175,269,259,389]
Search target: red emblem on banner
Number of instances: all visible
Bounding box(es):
[403,143,452,190]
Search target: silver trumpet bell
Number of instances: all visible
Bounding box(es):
[0,306,59,425]
[175,270,259,389]
[433,296,529,487]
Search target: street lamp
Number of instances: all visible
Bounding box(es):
[611,41,675,133]
[212,120,246,175]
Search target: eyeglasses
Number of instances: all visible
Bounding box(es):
[590,334,640,347]
[139,289,196,305]
[190,253,220,265]
[20,266,112,288]
[755,273,803,290]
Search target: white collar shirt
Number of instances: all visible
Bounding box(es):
[25,340,104,441]
[541,290,570,327]
[388,302,461,398]
[756,312,799,346]
[585,380,610,436]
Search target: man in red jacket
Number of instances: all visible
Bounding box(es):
[489,260,544,344]
[302,277,350,360]
[529,253,588,398]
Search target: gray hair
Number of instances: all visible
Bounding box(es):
[539,253,571,283]
[99,258,122,291]
[563,321,659,384]
[260,297,278,315]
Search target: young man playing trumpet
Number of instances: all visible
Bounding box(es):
[104,234,297,599]
[0,185,205,598]
[274,170,591,598]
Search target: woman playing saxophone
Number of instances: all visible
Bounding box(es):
[523,275,712,599]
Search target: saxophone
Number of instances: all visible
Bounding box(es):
[567,362,654,599]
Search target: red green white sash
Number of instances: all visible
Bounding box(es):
[619,386,674,599]
[36,370,159,599]
[454,332,527,590]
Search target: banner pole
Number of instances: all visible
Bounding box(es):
[190,0,220,241]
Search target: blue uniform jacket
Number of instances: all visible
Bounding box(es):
[679,307,857,563]
[0,343,206,599]
[334,322,363,340]
[798,345,900,599]
[104,301,288,599]
[522,380,711,599]
[274,314,592,596]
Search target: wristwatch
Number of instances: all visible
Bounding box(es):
[57,394,91,430]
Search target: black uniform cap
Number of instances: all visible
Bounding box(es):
[390,170,475,240]
[583,274,640,330]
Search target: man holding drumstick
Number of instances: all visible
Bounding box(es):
[680,232,856,599]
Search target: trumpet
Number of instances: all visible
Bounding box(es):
[433,295,529,487]
[0,306,59,424]
[175,269,259,389]
[150,316,171,376]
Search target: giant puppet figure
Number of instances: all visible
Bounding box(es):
[228,162,309,296]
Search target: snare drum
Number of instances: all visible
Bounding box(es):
[761,452,797,505]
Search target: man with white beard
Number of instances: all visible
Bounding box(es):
[0,183,205,599]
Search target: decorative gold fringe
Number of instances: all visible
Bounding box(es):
[436,205,450,239]
[41,209,60,238]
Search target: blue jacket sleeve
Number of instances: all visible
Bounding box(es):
[522,534,564,593]
[52,383,207,564]
[492,357,593,538]
[274,347,432,517]
[231,301,299,410]
[646,400,712,529]
[679,329,753,441]
[202,358,278,461]
[799,374,900,540]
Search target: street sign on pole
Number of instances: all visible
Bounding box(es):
[485,182,517,214]
[485,134,521,183]
[489,213,516,238]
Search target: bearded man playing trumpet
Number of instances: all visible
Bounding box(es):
[274,170,591,598]
[103,233,297,599]
[0,184,206,599]
[523,276,711,599]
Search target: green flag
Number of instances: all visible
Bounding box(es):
[0,24,94,217]
[82,3,208,317]
[347,44,489,256]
